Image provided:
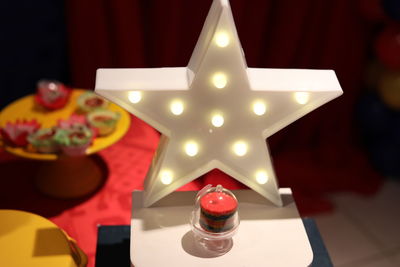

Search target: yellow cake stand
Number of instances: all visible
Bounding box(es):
[0,90,130,198]
[0,209,87,267]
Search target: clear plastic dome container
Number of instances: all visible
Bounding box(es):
[190,184,240,255]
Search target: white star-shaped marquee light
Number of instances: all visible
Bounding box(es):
[95,0,342,207]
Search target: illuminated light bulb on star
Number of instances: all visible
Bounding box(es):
[211,113,224,127]
[252,101,267,116]
[160,170,173,185]
[170,100,184,115]
[212,73,227,89]
[233,141,248,156]
[128,91,142,103]
[215,32,230,47]
[255,170,269,184]
[294,92,310,105]
[184,141,199,157]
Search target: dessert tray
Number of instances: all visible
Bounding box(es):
[0,89,130,160]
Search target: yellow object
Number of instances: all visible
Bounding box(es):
[379,70,400,110]
[0,89,130,160]
[0,210,87,267]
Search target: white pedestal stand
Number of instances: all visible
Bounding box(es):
[130,188,313,267]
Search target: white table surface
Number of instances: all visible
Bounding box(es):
[131,188,313,267]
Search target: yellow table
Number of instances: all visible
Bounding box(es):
[0,210,87,267]
[0,90,130,198]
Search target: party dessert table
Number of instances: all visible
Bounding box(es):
[130,188,316,267]
[0,90,130,198]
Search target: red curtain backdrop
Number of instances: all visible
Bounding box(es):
[1,0,381,266]
[65,0,382,199]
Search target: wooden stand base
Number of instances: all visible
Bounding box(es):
[34,155,107,199]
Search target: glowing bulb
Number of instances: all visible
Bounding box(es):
[233,141,248,156]
[212,73,227,89]
[255,171,269,184]
[294,92,309,105]
[253,101,267,115]
[184,141,199,157]
[170,100,184,115]
[215,32,230,47]
[211,114,224,127]
[128,91,142,103]
[160,170,173,185]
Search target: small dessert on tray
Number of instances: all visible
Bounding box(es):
[87,110,120,136]
[54,125,94,156]
[27,128,59,153]
[77,92,109,113]
[0,119,41,147]
[35,80,71,110]
[57,114,88,130]
[190,184,239,255]
[199,186,238,233]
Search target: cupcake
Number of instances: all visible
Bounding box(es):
[54,125,93,156]
[77,92,109,113]
[27,128,59,153]
[57,114,88,130]
[0,119,41,147]
[35,80,71,110]
[87,110,120,136]
[199,189,238,233]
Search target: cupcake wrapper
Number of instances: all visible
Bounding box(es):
[61,143,90,156]
[199,219,234,233]
[200,209,236,220]
[35,145,60,154]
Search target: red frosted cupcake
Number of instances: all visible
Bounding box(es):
[35,80,71,110]
[54,125,94,156]
[200,191,238,233]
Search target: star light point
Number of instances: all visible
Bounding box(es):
[95,0,342,207]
